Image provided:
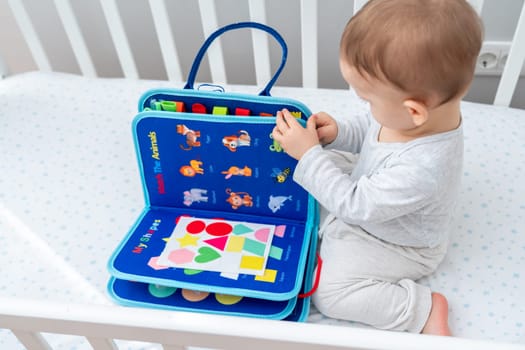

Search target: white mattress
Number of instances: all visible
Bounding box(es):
[0,72,523,348]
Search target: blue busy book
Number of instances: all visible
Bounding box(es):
[107,22,319,321]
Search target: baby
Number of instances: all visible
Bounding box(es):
[272,0,483,335]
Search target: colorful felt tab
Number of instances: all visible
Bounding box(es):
[269,246,283,260]
[192,103,207,114]
[160,101,176,111]
[274,225,286,238]
[212,106,228,115]
[156,100,186,112]
[235,107,251,116]
[151,100,162,110]
[175,101,186,112]
[255,269,278,283]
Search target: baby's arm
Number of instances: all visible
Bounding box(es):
[293,148,435,226]
[323,111,371,153]
[272,108,370,155]
[310,111,338,146]
[272,109,320,160]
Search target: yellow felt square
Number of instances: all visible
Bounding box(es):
[226,236,245,252]
[240,255,265,270]
[254,269,278,283]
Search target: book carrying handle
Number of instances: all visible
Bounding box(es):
[183,22,288,97]
[298,253,322,299]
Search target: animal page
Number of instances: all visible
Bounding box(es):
[158,217,275,275]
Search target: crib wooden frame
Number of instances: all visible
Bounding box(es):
[1,1,525,349]
[2,297,523,350]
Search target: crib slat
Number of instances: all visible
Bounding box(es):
[7,0,52,72]
[149,0,183,81]
[494,2,525,107]
[87,337,118,350]
[11,330,51,350]
[198,0,226,84]
[300,0,318,88]
[248,0,271,87]
[53,0,97,77]
[99,0,139,79]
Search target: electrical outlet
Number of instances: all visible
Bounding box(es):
[477,52,498,70]
[476,41,510,75]
[475,40,525,76]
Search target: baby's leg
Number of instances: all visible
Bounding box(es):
[313,219,449,334]
[422,292,451,336]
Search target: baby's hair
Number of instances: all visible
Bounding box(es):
[340,0,483,105]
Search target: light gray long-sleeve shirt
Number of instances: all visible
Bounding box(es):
[293,113,463,248]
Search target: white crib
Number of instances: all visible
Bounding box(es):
[1,1,524,349]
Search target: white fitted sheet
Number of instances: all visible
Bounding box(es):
[0,72,523,348]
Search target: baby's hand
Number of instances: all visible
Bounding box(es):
[272,109,319,160]
[312,111,338,146]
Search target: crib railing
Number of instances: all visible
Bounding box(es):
[2,0,524,106]
[5,0,343,88]
[1,296,523,350]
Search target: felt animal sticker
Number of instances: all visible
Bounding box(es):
[180,160,204,177]
[221,165,252,179]
[269,133,284,152]
[271,167,290,183]
[183,188,208,206]
[226,188,253,209]
[177,124,201,150]
[268,195,292,213]
[222,130,251,152]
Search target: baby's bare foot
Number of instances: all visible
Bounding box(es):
[421,292,451,336]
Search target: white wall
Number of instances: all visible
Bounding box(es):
[0,0,523,108]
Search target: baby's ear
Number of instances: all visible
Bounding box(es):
[403,99,429,127]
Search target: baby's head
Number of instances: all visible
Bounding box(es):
[340,0,483,107]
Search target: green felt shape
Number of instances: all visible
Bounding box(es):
[233,224,253,235]
[195,246,221,263]
[243,238,266,256]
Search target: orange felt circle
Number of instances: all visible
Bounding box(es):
[181,289,209,302]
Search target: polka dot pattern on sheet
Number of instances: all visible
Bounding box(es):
[0,73,524,348]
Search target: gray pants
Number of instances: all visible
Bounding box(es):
[312,151,448,332]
